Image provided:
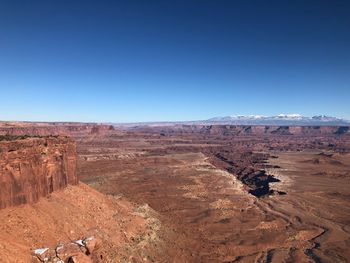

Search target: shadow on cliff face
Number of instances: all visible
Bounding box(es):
[334,126,349,135]
[209,151,285,197]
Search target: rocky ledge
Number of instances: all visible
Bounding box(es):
[33,236,100,263]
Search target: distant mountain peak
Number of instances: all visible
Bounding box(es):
[205,114,349,126]
[277,113,303,119]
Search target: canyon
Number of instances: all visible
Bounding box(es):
[0,122,350,262]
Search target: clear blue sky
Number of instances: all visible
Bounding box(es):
[0,0,349,122]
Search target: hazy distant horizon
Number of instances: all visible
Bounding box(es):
[1,113,350,124]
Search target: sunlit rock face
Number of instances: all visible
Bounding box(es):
[0,122,114,137]
[0,136,77,209]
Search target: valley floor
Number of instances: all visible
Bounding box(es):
[77,130,350,262]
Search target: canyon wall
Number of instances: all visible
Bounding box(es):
[0,123,114,137]
[134,124,350,136]
[1,122,349,137]
[0,136,77,209]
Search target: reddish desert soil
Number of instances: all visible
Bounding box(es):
[77,126,350,262]
[0,183,172,263]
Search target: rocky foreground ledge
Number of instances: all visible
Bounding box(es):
[33,236,100,263]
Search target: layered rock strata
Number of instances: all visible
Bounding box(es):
[0,123,114,136]
[0,136,77,209]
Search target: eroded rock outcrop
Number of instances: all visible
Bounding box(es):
[133,124,350,136]
[33,236,100,263]
[207,151,283,197]
[0,136,77,209]
[0,122,114,137]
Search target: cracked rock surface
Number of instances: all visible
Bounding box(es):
[33,236,98,263]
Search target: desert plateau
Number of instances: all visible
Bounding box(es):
[0,122,349,262]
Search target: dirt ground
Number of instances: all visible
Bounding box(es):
[77,128,350,262]
[0,182,175,263]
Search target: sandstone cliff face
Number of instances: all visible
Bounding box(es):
[0,137,77,209]
[137,124,350,136]
[0,123,114,137]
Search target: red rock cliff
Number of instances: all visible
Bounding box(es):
[0,136,77,209]
[0,122,114,137]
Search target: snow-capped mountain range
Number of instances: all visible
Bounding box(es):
[205,114,350,125]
